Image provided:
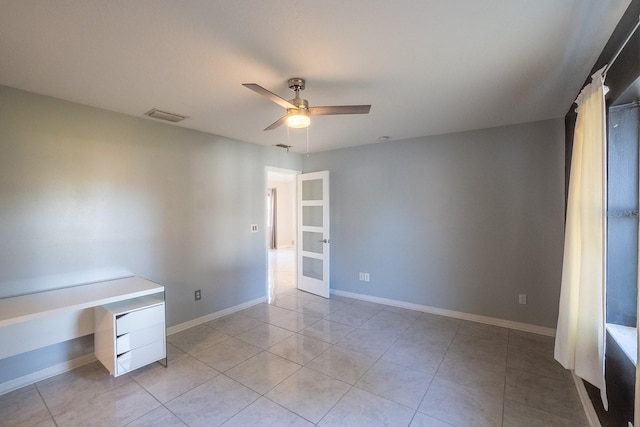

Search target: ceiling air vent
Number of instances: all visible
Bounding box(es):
[145,108,187,123]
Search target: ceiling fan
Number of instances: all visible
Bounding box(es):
[243,78,371,130]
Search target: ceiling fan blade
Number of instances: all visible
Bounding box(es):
[243,83,297,109]
[308,105,371,116]
[264,115,288,131]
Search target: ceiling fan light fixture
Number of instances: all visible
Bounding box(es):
[286,111,311,128]
[243,78,371,131]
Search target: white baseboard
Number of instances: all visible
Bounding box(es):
[0,353,96,396]
[573,372,602,427]
[331,289,556,337]
[166,296,267,336]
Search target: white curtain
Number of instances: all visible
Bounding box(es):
[554,67,608,409]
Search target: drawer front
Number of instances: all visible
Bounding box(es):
[116,339,165,376]
[116,304,164,335]
[116,323,165,354]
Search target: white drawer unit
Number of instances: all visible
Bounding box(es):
[95,295,166,376]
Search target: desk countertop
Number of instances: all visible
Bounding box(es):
[0,277,164,327]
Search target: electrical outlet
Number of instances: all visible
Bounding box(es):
[364,273,370,282]
[359,272,365,281]
[519,294,527,305]
[250,224,258,233]
[195,289,202,301]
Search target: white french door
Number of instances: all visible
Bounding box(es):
[297,171,330,298]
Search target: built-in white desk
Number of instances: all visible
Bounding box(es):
[0,277,166,373]
[0,276,164,328]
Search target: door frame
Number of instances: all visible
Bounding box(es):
[265,166,301,300]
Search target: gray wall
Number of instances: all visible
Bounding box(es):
[303,119,565,328]
[0,86,301,325]
[0,85,301,383]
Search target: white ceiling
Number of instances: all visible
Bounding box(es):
[0,1,631,153]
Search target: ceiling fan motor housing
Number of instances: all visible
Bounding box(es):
[288,78,305,91]
[287,78,308,109]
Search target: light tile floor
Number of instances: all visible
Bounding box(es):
[268,248,296,302]
[1,289,589,426]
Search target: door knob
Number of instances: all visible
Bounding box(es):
[319,239,330,243]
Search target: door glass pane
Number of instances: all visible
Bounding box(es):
[302,206,323,227]
[302,256,323,280]
[303,231,324,254]
[302,179,323,201]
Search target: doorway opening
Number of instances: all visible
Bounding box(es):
[266,167,299,302]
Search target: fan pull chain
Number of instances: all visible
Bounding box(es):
[306,127,310,157]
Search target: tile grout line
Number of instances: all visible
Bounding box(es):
[125,373,180,427]
[347,313,430,426]
[413,318,464,426]
[37,364,141,422]
[133,356,222,414]
[314,310,425,426]
[264,310,345,426]
[273,297,395,425]
[222,298,355,425]
[501,329,512,427]
[503,329,591,426]
[34,382,58,427]
[215,374,263,426]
